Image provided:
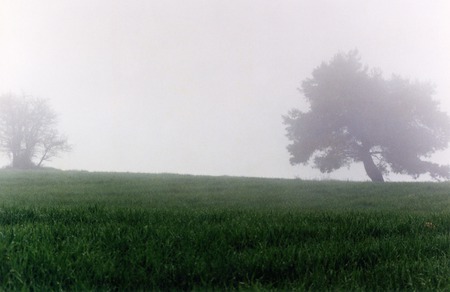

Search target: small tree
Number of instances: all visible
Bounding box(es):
[284,51,450,181]
[0,94,71,169]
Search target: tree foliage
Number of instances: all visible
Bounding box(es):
[284,51,450,181]
[0,94,71,169]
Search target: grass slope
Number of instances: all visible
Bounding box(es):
[0,170,449,290]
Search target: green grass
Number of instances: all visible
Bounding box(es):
[0,170,449,290]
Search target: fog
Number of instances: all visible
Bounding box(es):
[0,0,449,180]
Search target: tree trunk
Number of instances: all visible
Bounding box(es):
[362,153,384,182]
[12,152,33,169]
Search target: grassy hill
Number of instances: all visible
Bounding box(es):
[0,170,449,290]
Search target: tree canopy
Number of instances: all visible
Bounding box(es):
[284,51,450,181]
[0,94,71,169]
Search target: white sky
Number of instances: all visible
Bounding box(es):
[0,0,449,180]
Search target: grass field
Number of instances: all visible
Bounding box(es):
[0,170,449,290]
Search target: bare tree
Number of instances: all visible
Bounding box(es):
[0,94,71,169]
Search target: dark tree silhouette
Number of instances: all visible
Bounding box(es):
[0,94,71,169]
[284,51,450,182]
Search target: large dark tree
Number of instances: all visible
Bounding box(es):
[0,94,71,169]
[284,51,450,182]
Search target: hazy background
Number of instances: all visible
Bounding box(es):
[0,0,449,180]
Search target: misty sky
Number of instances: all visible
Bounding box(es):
[1,0,449,180]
